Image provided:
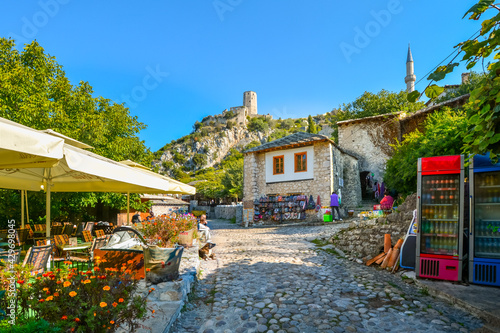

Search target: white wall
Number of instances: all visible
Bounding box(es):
[265,146,314,183]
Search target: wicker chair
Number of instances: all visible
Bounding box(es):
[22,245,52,276]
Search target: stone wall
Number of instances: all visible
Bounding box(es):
[342,153,362,211]
[331,194,417,259]
[337,115,400,182]
[214,205,240,220]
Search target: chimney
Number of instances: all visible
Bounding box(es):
[462,72,470,84]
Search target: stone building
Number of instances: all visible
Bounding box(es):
[243,132,361,225]
[337,94,469,199]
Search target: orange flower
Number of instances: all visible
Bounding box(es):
[83,279,91,284]
[63,281,71,287]
[53,292,59,297]
[118,298,124,303]
[103,286,110,291]
[39,299,44,303]
[61,315,67,320]
[94,267,100,272]
[46,296,53,301]
[110,320,115,324]
[56,281,62,284]
[17,280,24,284]
[149,288,155,292]
[100,302,107,308]
[112,302,118,307]
[69,291,77,297]
[127,260,133,264]
[146,268,151,272]
[94,312,96,317]
[152,309,155,314]
[75,318,80,322]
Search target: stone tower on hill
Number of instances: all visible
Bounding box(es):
[243,91,257,116]
[405,44,416,93]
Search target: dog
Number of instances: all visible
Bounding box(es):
[199,242,216,260]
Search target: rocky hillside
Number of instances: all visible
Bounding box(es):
[152,112,333,180]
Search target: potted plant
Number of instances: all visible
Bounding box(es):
[138,213,197,283]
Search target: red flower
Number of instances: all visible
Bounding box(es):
[39,299,44,303]
[61,315,67,320]
[75,318,80,322]
[17,280,24,284]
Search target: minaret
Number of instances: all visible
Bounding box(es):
[405,45,416,92]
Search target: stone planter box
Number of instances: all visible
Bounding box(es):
[144,245,184,284]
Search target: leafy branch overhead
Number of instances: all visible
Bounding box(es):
[408,0,500,161]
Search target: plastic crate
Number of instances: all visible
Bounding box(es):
[323,214,333,222]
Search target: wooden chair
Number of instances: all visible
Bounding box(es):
[50,225,63,236]
[14,228,29,247]
[82,230,93,243]
[22,245,52,276]
[74,222,84,237]
[68,236,107,270]
[52,234,70,265]
[62,223,74,236]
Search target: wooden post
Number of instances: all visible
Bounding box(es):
[384,234,392,253]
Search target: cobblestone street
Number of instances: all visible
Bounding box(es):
[172,219,484,333]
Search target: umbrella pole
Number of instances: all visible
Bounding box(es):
[26,191,29,227]
[127,192,130,226]
[46,169,52,238]
[21,190,25,228]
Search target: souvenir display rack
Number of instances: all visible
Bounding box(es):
[254,194,308,222]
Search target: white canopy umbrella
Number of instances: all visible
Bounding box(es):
[0,145,176,237]
[0,117,64,169]
[119,160,196,195]
[119,160,195,222]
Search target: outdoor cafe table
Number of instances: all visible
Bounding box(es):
[62,243,92,252]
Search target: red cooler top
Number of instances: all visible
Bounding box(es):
[421,155,462,175]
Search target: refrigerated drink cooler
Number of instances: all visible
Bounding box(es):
[416,155,466,282]
[469,153,500,287]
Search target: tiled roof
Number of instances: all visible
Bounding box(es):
[244,132,332,154]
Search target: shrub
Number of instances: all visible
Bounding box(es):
[1,261,148,333]
[140,214,198,247]
[247,117,268,132]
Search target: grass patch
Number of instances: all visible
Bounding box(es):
[310,238,329,247]
[230,217,236,224]
[419,287,429,296]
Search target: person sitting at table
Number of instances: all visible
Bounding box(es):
[380,191,395,210]
[131,212,141,223]
[198,214,211,242]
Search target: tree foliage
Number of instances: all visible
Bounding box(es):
[328,89,425,141]
[307,115,317,134]
[384,109,468,195]
[247,117,269,132]
[0,39,152,225]
[409,1,500,161]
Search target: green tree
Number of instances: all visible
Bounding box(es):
[384,109,468,195]
[307,115,317,134]
[192,153,207,168]
[329,90,425,141]
[408,1,500,161]
[221,158,243,200]
[247,117,269,132]
[0,38,152,224]
[280,118,294,130]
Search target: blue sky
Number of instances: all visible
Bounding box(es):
[0,1,482,151]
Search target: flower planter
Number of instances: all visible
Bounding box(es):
[143,245,184,284]
[177,228,196,247]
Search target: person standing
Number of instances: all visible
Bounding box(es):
[330,191,342,221]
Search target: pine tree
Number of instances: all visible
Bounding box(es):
[307,115,317,134]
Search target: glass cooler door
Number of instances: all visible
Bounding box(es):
[474,172,500,259]
[420,174,460,256]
